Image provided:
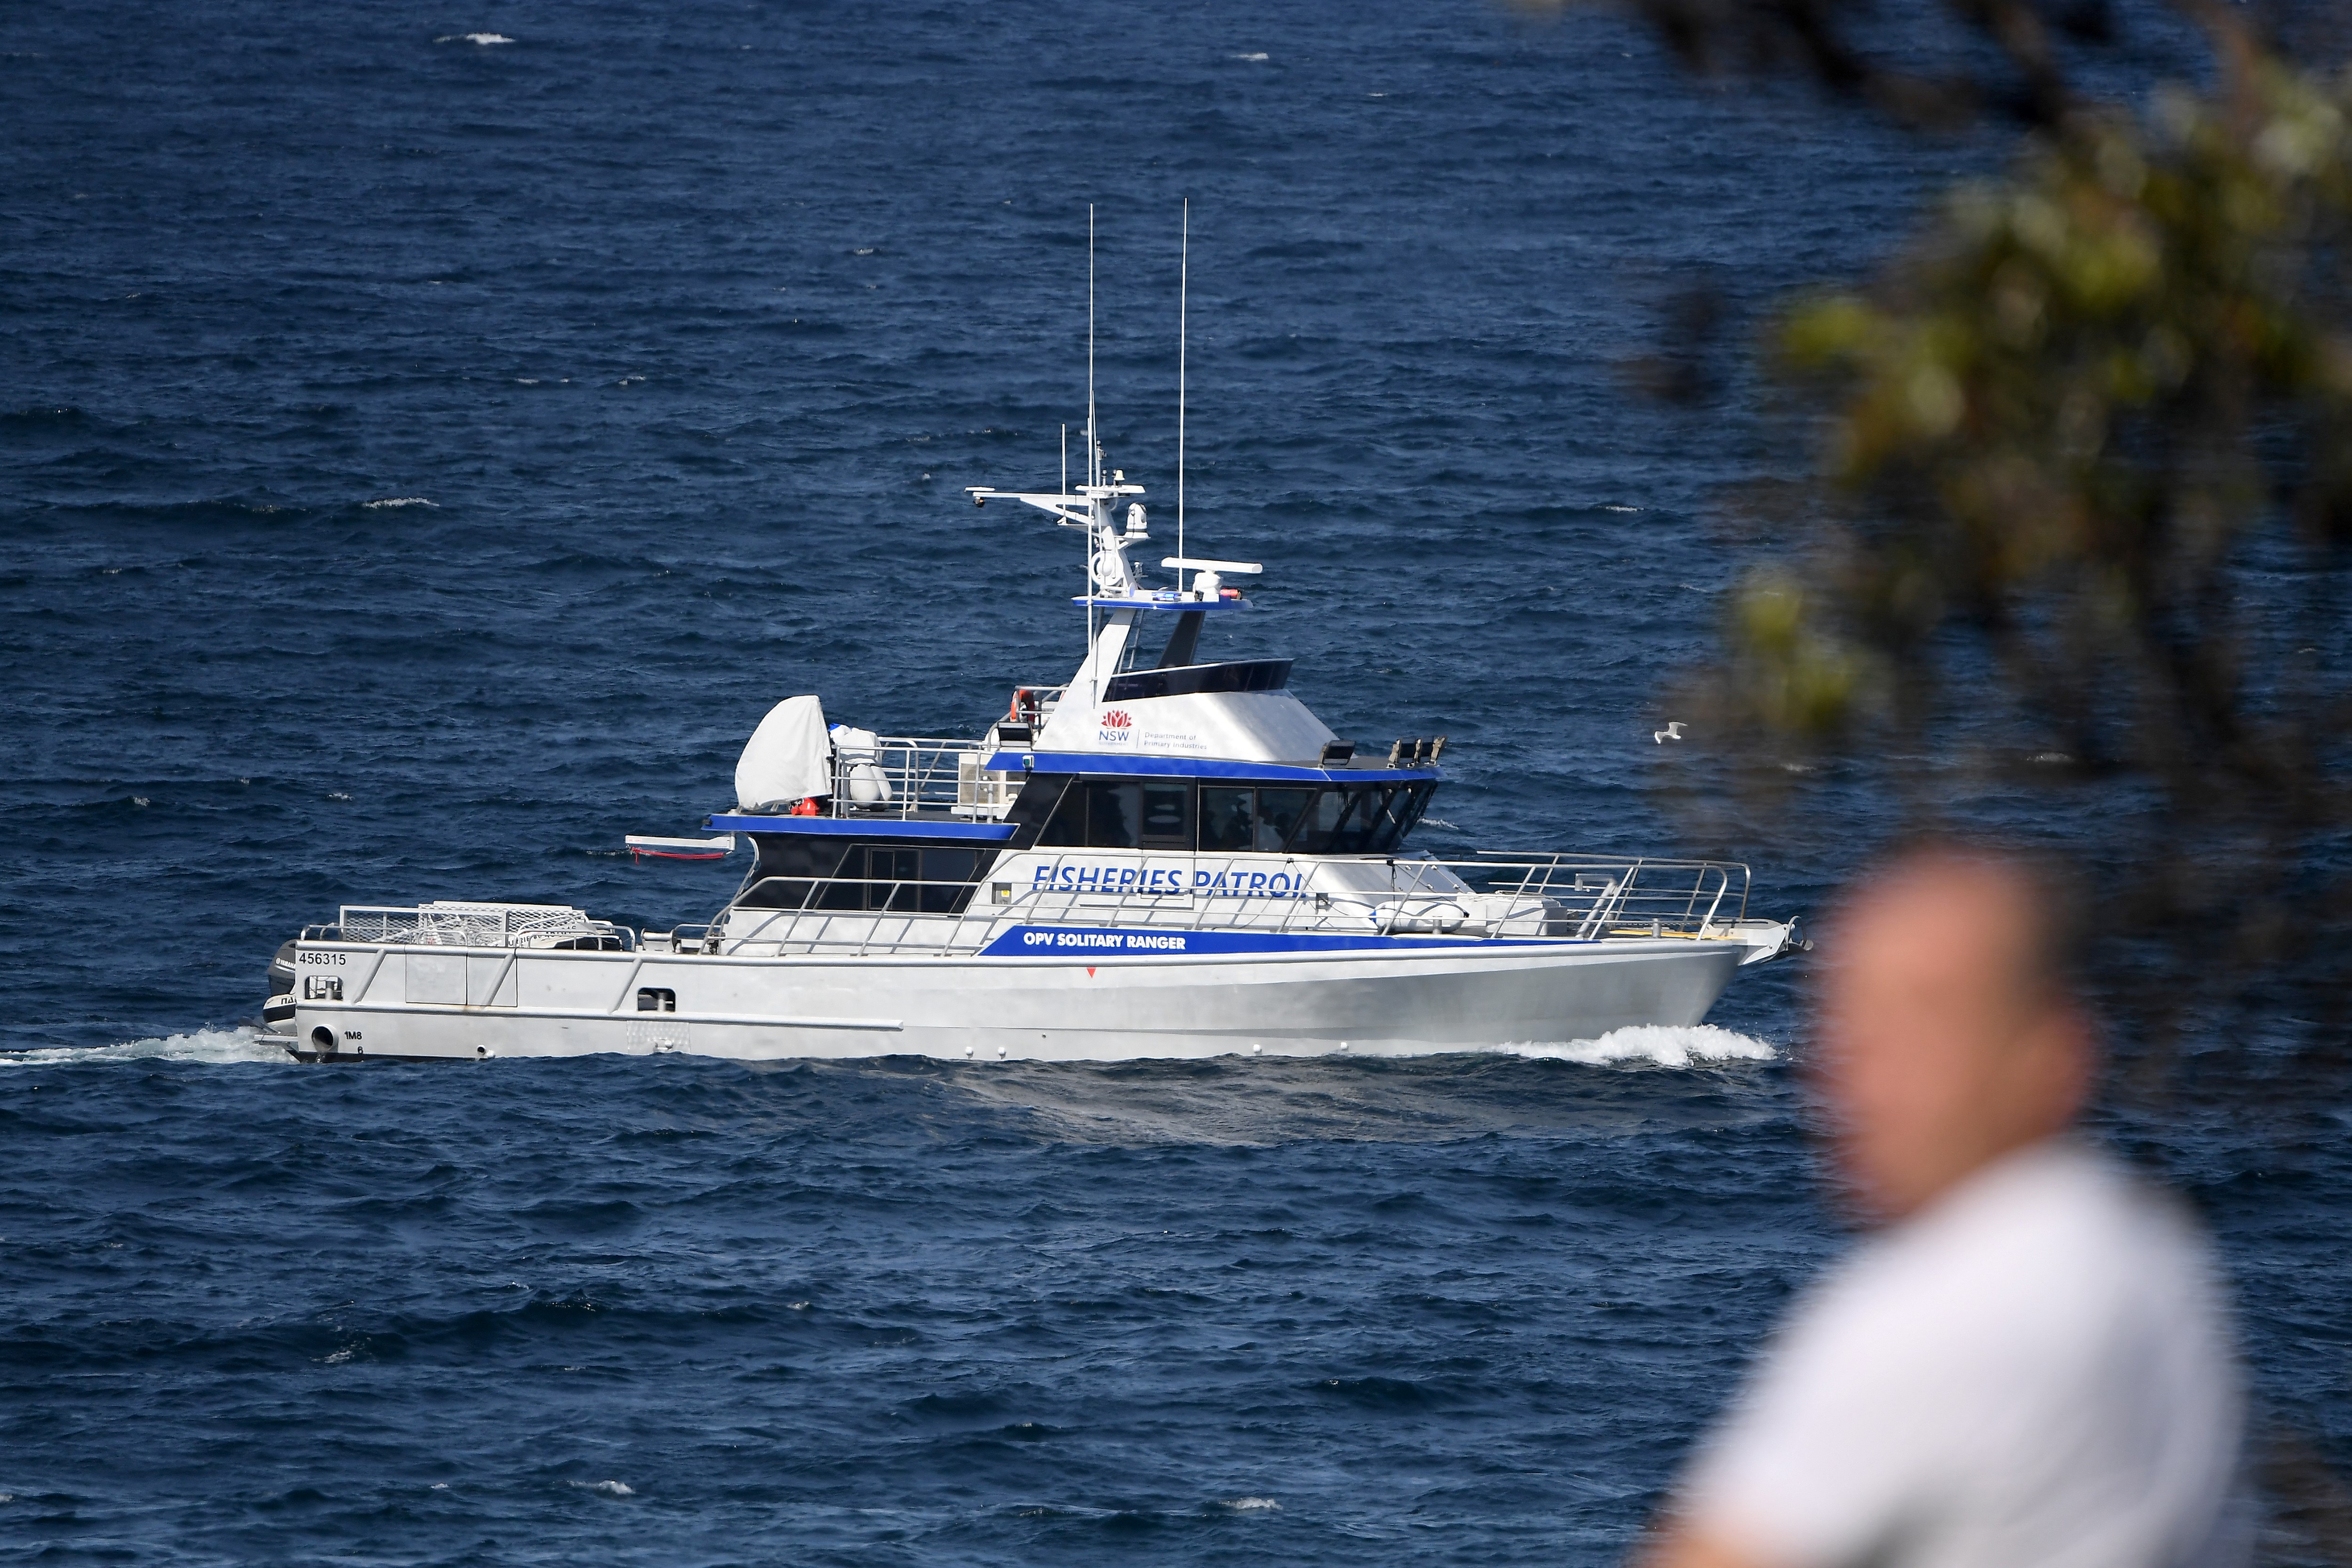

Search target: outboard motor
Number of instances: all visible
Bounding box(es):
[266,940,298,1001]
[262,939,299,1033]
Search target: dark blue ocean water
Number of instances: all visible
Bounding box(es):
[2,2,2344,1561]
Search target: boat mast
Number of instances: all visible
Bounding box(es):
[1086,204,1097,704]
[1087,203,1097,491]
[1177,198,1188,598]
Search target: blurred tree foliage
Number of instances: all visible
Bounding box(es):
[1531,0,2352,1552]
[1730,47,2352,1067]
[1531,0,2352,1091]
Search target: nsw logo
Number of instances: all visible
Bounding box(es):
[1098,708,1134,744]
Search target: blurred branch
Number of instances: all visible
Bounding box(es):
[1513,0,2074,127]
[1516,0,2345,131]
[1726,60,2352,1012]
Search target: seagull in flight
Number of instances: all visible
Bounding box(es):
[1654,721,1685,744]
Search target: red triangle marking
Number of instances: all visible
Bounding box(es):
[1086,966,1096,977]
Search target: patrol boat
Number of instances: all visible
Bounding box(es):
[258,443,1795,1063]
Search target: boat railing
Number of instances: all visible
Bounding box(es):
[332,903,636,950]
[827,734,1015,820]
[691,852,1750,957]
[1460,852,1748,937]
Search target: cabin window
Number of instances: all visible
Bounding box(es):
[1141,782,1192,848]
[1328,786,1396,854]
[1330,786,1366,846]
[1255,788,1313,852]
[1037,781,1087,847]
[920,848,981,912]
[1084,782,1143,848]
[865,846,921,909]
[636,987,676,1013]
[1257,782,1437,855]
[814,842,872,910]
[1198,786,1254,852]
[1200,784,1398,855]
[735,836,986,915]
[1397,783,1436,842]
[1299,787,1351,852]
[1027,776,1438,858]
[1365,787,1420,853]
[1005,773,1083,848]
[1374,787,1414,850]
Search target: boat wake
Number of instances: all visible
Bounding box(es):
[932,1027,1781,1147]
[1507,1023,1775,1067]
[1,1026,285,1068]
[5,1023,1770,1074]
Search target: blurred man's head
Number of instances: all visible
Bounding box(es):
[1814,844,2095,1222]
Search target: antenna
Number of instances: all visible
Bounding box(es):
[1085,207,1097,690]
[1087,204,1097,491]
[1177,197,1188,596]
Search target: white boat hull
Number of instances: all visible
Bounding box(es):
[276,935,1752,1064]
[258,355,1804,1067]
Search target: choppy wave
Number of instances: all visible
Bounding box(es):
[362,496,437,508]
[0,1027,285,1068]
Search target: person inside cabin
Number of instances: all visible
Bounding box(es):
[1638,842,2248,1568]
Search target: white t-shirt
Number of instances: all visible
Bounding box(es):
[1680,1138,2247,1568]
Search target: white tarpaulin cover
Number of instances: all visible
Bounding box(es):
[830,724,894,803]
[735,695,831,810]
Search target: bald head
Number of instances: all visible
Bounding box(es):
[1814,846,2095,1222]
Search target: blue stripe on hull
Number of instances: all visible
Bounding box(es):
[979,925,1587,957]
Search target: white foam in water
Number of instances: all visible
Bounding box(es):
[580,1480,636,1497]
[1221,1496,1280,1511]
[0,1026,286,1069]
[363,496,437,509]
[433,33,516,45]
[1508,1024,1775,1067]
